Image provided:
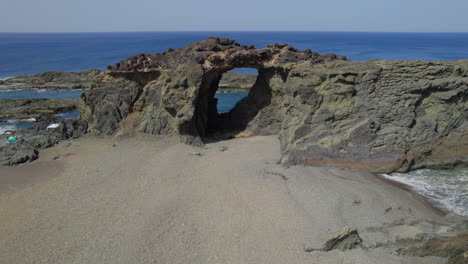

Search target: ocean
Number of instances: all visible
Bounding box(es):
[1,31,468,78]
[0,32,467,215]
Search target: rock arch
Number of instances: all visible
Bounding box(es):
[84,37,343,142]
[80,38,468,172]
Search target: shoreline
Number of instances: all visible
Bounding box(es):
[373,172,450,216]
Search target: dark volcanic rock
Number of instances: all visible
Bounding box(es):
[83,38,345,144]
[398,233,468,264]
[106,38,345,72]
[280,60,468,172]
[0,69,102,90]
[0,140,38,165]
[305,226,363,252]
[0,119,87,166]
[0,98,80,120]
[76,38,468,172]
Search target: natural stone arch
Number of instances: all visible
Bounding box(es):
[80,38,468,172]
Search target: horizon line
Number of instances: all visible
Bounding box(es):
[1,30,468,34]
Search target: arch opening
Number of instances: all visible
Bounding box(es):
[215,68,257,114]
[193,67,275,140]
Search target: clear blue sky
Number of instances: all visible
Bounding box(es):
[1,0,467,32]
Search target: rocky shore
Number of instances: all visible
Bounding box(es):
[0,98,80,120]
[0,69,102,90]
[1,38,467,172]
[1,37,466,173]
[0,37,467,263]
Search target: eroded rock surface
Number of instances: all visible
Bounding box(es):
[281,60,468,172]
[82,37,346,145]
[218,71,257,89]
[73,38,468,172]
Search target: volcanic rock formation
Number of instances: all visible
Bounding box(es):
[77,37,467,173]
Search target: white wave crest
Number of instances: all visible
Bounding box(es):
[21,118,37,122]
[47,123,60,129]
[382,169,468,216]
[0,76,15,81]
[0,124,16,135]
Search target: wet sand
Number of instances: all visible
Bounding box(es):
[0,135,458,263]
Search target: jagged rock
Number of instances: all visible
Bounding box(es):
[398,234,468,264]
[26,134,58,149]
[73,38,468,172]
[281,60,468,172]
[58,119,89,140]
[0,119,87,166]
[322,226,363,251]
[304,226,363,252]
[0,140,38,166]
[82,37,346,143]
[81,78,142,135]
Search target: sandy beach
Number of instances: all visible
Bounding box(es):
[1,135,462,263]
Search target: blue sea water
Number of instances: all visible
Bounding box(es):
[215,91,249,113]
[0,88,84,100]
[1,32,468,78]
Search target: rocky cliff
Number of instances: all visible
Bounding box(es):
[80,37,467,173]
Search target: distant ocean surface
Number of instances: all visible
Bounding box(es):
[1,32,467,216]
[1,31,468,78]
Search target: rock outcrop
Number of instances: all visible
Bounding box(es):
[82,37,346,144]
[0,69,102,90]
[304,226,363,252]
[0,98,81,120]
[281,60,468,172]
[0,119,88,166]
[75,37,467,172]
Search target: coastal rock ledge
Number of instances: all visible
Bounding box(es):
[80,37,467,173]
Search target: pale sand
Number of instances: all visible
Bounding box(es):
[0,135,454,263]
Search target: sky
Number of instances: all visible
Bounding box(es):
[1,0,468,32]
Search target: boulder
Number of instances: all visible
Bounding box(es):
[0,140,38,166]
[304,226,363,252]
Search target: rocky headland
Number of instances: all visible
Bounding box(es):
[2,38,467,173]
[77,37,467,173]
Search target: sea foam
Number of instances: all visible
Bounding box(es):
[382,169,468,216]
